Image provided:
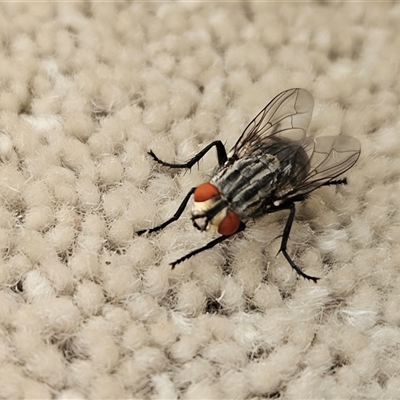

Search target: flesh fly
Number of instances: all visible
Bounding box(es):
[138,88,361,282]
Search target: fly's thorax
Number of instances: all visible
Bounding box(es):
[211,154,281,218]
[191,182,241,236]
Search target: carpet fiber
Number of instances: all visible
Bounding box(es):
[0,2,399,399]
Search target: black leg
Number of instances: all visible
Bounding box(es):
[137,188,196,235]
[170,222,246,269]
[149,140,227,169]
[322,178,347,186]
[269,203,319,282]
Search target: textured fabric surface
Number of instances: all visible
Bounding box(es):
[0,2,399,399]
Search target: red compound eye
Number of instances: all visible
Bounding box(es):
[218,210,240,236]
[194,182,220,202]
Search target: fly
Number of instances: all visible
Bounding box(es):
[137,88,361,282]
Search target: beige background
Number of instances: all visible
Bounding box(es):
[0,2,399,399]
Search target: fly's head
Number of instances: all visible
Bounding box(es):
[191,182,241,236]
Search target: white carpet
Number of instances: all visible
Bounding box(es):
[0,2,399,399]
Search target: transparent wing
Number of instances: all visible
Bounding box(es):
[274,135,361,200]
[229,88,314,159]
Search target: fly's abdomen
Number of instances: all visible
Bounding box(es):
[212,154,281,218]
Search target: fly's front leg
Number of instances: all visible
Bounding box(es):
[149,140,228,169]
[137,188,196,235]
[170,222,246,268]
[269,202,319,282]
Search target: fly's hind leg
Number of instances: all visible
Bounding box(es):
[322,178,347,186]
[149,140,228,169]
